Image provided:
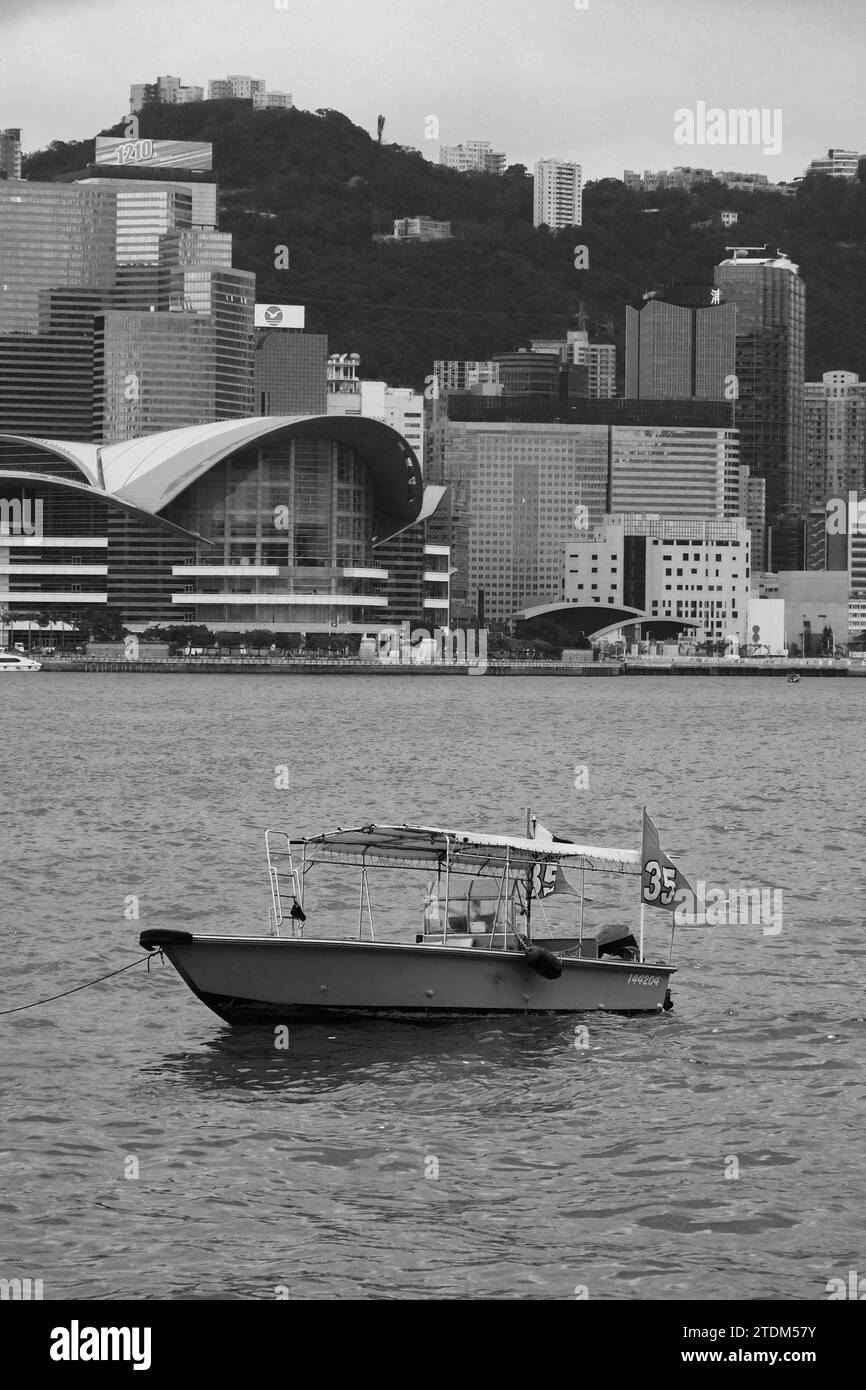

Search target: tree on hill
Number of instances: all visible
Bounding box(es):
[21,103,866,387]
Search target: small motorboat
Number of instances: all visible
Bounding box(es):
[787,672,801,684]
[140,810,689,1026]
[0,648,42,672]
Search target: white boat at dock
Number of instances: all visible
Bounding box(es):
[141,812,687,1025]
[0,648,42,672]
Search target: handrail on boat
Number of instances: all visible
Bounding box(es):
[265,829,303,938]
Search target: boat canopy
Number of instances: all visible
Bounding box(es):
[293,824,641,876]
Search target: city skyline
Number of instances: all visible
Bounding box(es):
[3,0,864,183]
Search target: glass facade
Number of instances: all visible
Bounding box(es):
[254,331,329,416]
[94,311,216,442]
[0,429,443,632]
[0,184,117,440]
[625,299,736,400]
[161,436,430,631]
[714,257,806,522]
[426,408,740,623]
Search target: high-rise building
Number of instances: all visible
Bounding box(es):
[533,160,582,229]
[439,142,506,175]
[714,248,806,524]
[94,227,254,442]
[425,402,740,621]
[805,371,866,507]
[0,128,22,180]
[255,331,328,416]
[0,170,253,444]
[625,287,736,400]
[567,331,616,399]
[804,148,859,179]
[0,182,118,438]
[805,371,866,571]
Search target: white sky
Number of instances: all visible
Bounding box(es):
[2,0,864,181]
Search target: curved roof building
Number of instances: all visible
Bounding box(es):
[0,417,448,634]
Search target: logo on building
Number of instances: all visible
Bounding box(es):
[254,304,305,329]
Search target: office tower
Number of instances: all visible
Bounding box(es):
[94,311,216,442]
[439,142,506,175]
[0,128,22,180]
[625,287,736,400]
[78,180,194,311]
[533,159,582,229]
[95,230,254,440]
[714,249,806,524]
[0,182,117,438]
[425,401,739,622]
[255,331,329,415]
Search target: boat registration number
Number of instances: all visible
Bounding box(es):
[628,973,661,987]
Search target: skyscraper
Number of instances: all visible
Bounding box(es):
[714,249,806,524]
[805,370,866,570]
[0,128,22,180]
[625,287,736,400]
[425,402,740,622]
[0,182,118,438]
[533,160,582,229]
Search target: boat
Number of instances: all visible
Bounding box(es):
[140,812,684,1025]
[787,672,801,684]
[0,648,42,672]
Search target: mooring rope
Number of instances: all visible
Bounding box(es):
[0,953,157,1016]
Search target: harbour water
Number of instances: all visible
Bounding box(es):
[1,674,864,1300]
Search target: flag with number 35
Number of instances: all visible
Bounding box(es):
[641,808,695,912]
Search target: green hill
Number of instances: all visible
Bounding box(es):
[24,101,866,389]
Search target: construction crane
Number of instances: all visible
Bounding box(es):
[574,301,615,339]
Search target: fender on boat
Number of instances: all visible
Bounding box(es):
[140,929,194,948]
[521,942,563,980]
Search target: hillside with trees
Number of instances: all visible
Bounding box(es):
[24,102,866,389]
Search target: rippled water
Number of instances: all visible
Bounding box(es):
[1,673,864,1300]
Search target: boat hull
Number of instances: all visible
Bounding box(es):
[142,932,675,1024]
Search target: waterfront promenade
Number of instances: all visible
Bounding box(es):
[36,655,866,677]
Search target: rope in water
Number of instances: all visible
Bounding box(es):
[0,953,156,1016]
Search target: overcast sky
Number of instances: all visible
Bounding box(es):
[3,0,864,181]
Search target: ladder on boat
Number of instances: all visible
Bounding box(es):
[265,829,304,937]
